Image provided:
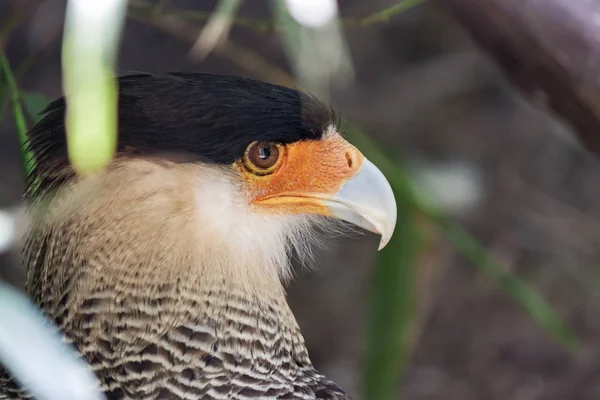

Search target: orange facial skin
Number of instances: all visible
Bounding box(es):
[235,133,364,216]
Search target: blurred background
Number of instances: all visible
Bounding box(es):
[2,0,600,399]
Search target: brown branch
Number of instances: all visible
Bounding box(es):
[438,0,600,157]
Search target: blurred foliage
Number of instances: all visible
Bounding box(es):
[61,0,126,175]
[0,1,578,400]
[438,218,577,349]
[0,55,36,181]
[349,129,578,399]
[363,191,418,400]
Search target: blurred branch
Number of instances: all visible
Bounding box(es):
[129,0,272,32]
[128,0,427,34]
[188,0,242,60]
[345,0,427,27]
[127,8,296,87]
[438,0,600,157]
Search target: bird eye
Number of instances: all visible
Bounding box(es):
[243,141,282,175]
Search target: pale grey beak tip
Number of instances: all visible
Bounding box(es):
[330,159,397,250]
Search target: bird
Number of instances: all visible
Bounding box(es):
[0,72,396,400]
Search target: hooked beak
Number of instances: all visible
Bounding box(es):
[324,159,397,250]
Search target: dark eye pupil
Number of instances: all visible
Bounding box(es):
[259,146,271,160]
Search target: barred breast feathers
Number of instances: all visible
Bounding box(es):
[18,158,349,399]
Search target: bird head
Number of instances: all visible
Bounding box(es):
[27,73,396,285]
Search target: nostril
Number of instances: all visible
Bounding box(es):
[345,151,354,169]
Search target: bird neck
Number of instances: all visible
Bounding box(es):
[25,166,313,369]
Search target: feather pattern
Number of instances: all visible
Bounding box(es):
[1,73,350,399]
[1,157,351,399]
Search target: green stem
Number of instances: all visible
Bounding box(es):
[0,54,36,181]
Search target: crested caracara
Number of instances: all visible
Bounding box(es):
[0,73,396,400]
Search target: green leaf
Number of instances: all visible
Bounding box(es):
[62,0,127,175]
[0,54,37,183]
[363,195,418,400]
